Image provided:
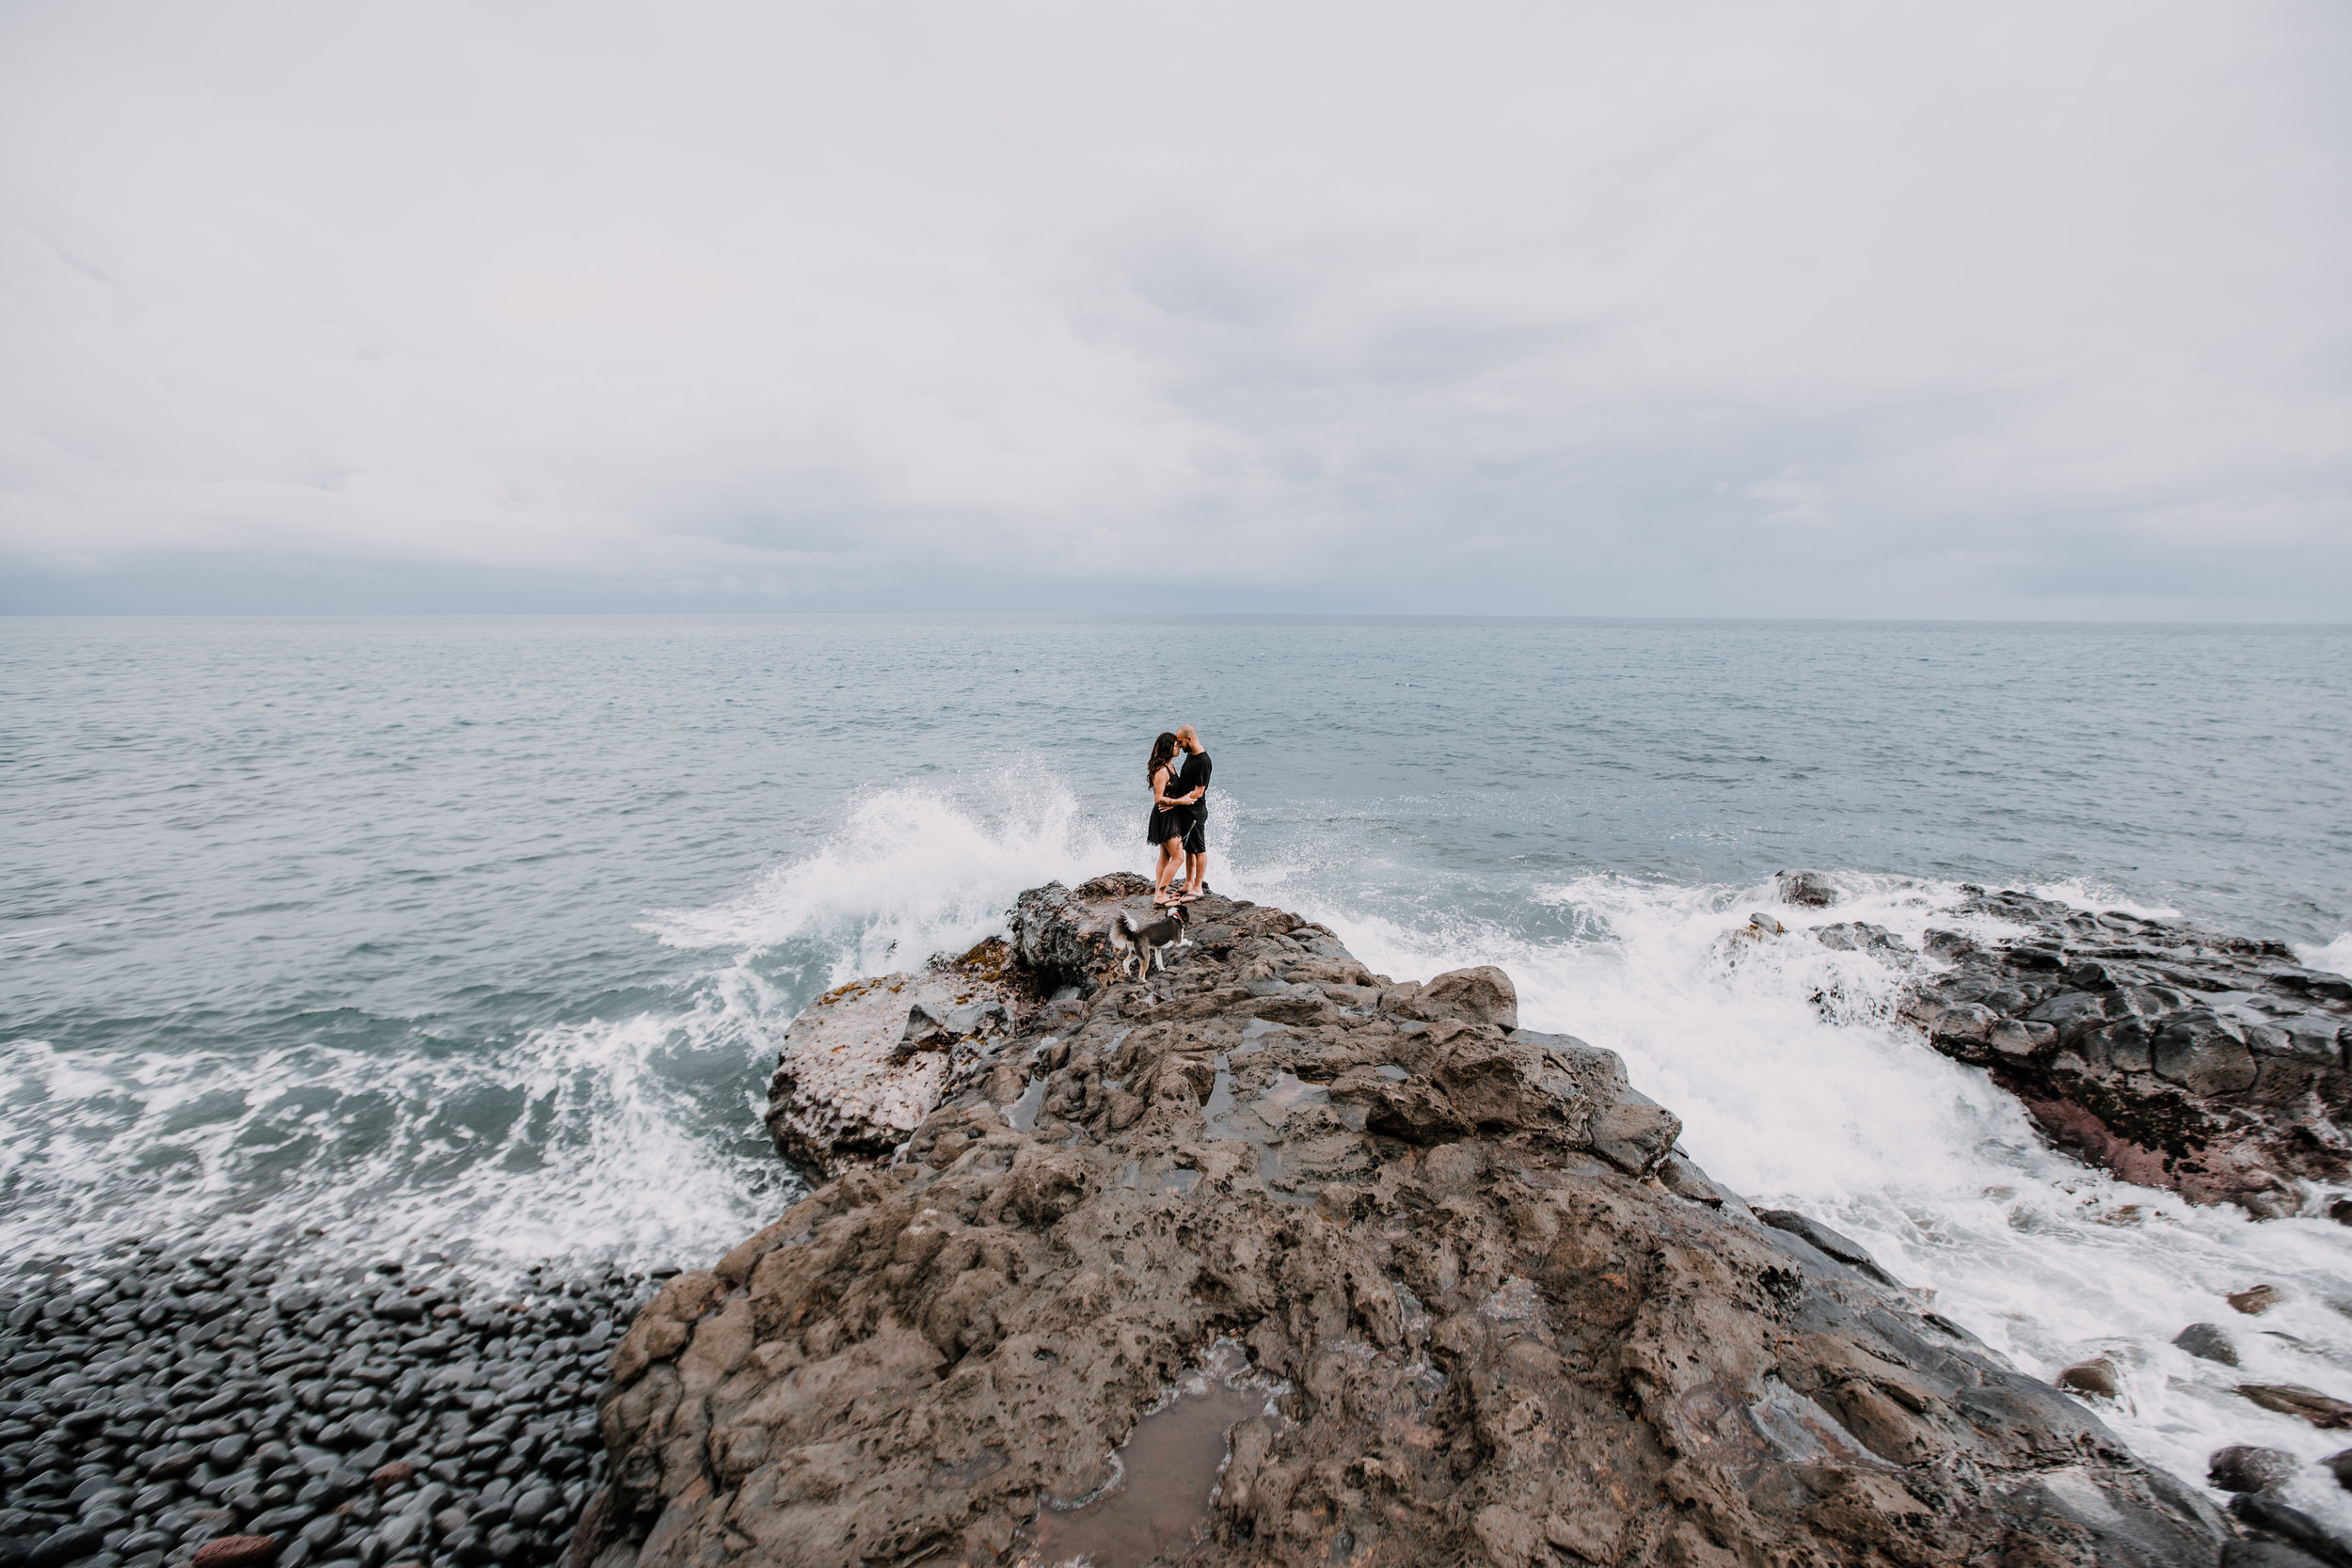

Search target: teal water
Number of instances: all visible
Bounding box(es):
[5,615,2351,1512]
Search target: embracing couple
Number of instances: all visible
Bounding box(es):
[1144,725,1212,907]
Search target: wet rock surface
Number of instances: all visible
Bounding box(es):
[579,878,2229,1568]
[0,1247,644,1568]
[1895,888,2351,1212]
[763,940,1023,1181]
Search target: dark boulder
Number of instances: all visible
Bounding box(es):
[2175,1322,2239,1365]
[2231,1495,2352,1568]
[2209,1445,2297,1494]
[1777,869,1837,907]
[1897,888,2350,1211]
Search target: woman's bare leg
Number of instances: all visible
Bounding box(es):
[1153,838,1184,903]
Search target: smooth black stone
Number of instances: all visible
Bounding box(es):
[2232,1495,2352,1568]
[248,1504,317,1534]
[26,1524,104,1568]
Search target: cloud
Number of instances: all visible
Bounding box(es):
[1,0,2347,615]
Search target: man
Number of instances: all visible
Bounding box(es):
[1174,724,1213,901]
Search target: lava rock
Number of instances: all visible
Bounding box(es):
[2211,1445,2298,1494]
[2233,1285,2285,1316]
[2230,1495,2352,1568]
[575,876,2231,1568]
[2226,1542,2338,1568]
[2058,1361,2122,1399]
[1895,888,2351,1211]
[2240,1385,2352,1428]
[2176,1323,2240,1365]
[763,958,1017,1181]
[1755,1210,1902,1287]
[1777,869,1838,907]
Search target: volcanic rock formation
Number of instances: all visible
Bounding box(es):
[1897,888,2352,1214]
[764,942,1019,1181]
[578,876,2232,1568]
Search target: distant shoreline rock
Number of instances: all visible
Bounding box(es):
[577,875,2225,1568]
[1896,888,2351,1215]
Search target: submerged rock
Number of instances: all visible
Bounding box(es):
[1777,869,1838,908]
[2239,1384,2352,1429]
[1899,888,2351,1212]
[579,878,2226,1568]
[2176,1322,2241,1366]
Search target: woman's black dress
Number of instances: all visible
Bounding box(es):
[1144,768,1184,844]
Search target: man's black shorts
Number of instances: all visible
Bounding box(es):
[1183,817,1208,854]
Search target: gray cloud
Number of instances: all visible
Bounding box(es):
[2,0,2347,615]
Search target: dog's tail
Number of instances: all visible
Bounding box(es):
[1115,911,1140,939]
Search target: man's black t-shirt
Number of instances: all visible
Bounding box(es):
[1178,750,1212,821]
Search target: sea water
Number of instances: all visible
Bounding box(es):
[5,615,2350,1518]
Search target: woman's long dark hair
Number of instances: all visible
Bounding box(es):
[1148,731,1181,783]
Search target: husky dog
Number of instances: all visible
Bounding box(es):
[1107,903,1190,977]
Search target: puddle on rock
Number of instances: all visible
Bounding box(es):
[1200,1053,1236,1132]
[1200,1056,1321,1205]
[1115,1160,1202,1197]
[1027,1340,1279,1568]
[1256,1070,1328,1119]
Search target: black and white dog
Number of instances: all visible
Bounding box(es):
[1107,903,1190,977]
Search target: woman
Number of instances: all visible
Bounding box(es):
[1144,731,1201,906]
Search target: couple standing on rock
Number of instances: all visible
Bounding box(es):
[1145,725,1212,907]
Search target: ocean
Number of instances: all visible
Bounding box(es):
[5,614,2351,1520]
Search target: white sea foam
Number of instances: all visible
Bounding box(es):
[1266,868,2352,1528]
[2297,931,2352,978]
[2028,878,2185,923]
[2,769,1143,1287]
[649,768,1140,981]
[0,982,792,1285]
[10,767,2348,1524]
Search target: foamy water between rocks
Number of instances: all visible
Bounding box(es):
[7,617,2350,1531]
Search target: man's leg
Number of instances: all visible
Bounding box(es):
[1183,823,1208,896]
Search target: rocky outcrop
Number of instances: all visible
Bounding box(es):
[579,879,2228,1568]
[763,942,1019,1181]
[1896,889,2351,1213]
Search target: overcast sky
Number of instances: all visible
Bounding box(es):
[3,2,2348,617]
